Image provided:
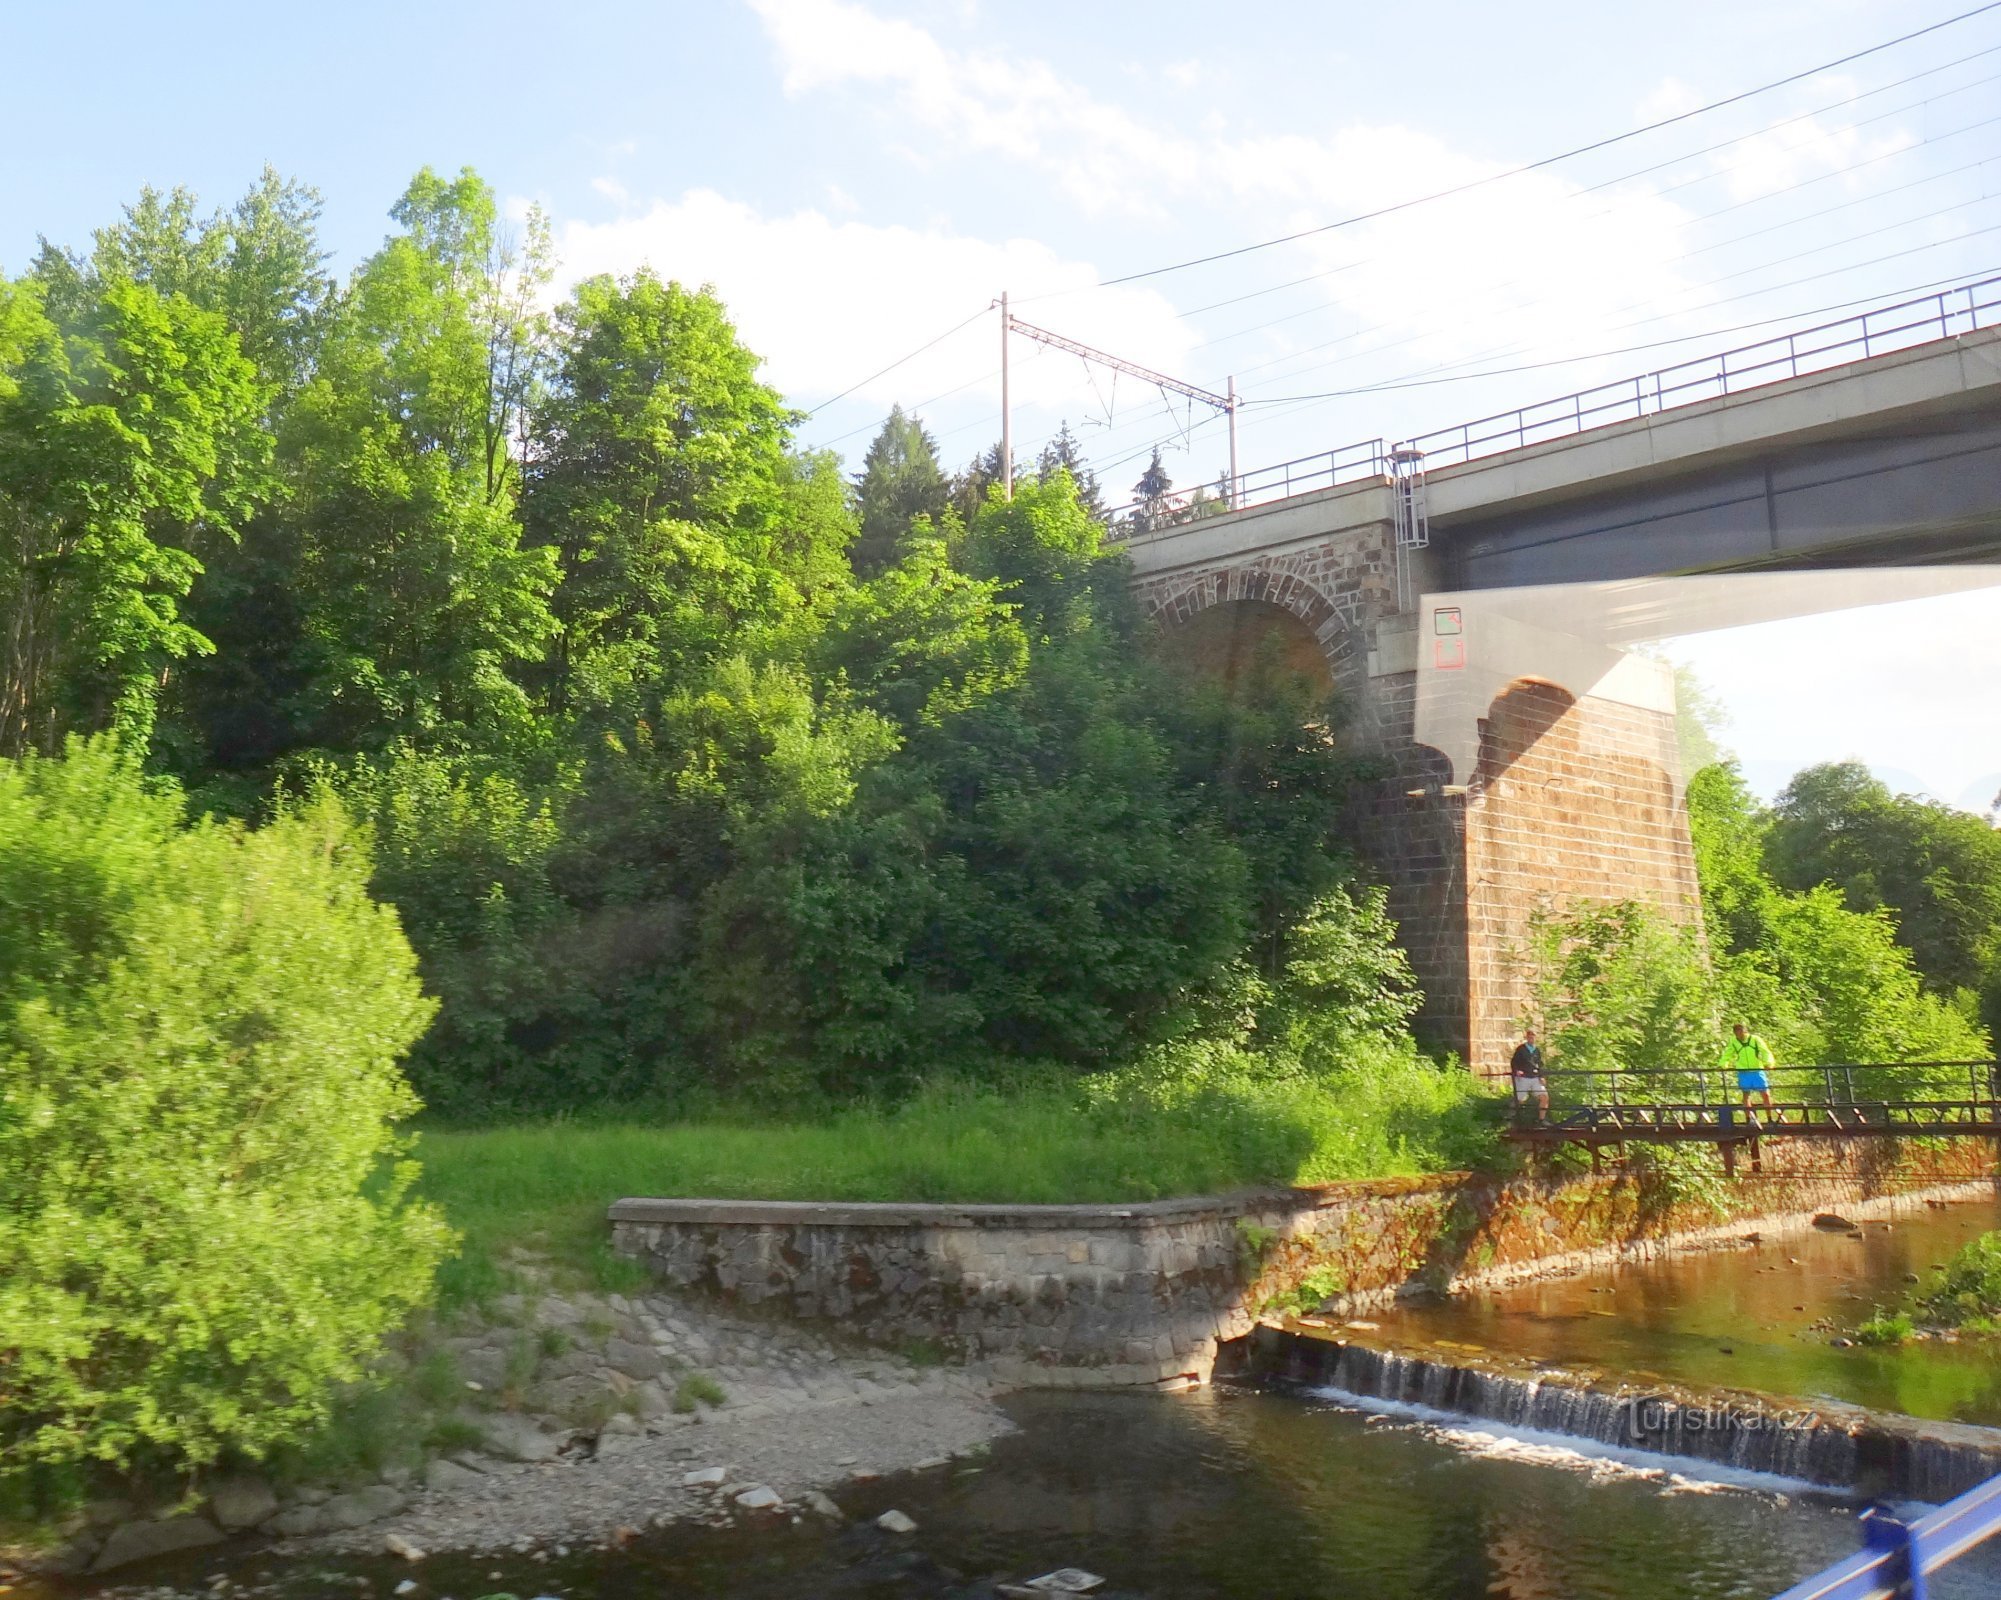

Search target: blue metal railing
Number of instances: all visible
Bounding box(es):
[1772,1476,2001,1599]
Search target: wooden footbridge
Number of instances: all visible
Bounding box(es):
[1505,1061,2001,1174]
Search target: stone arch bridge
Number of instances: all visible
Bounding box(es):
[1126,319,2001,1075]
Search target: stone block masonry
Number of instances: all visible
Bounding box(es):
[608,1143,1994,1389]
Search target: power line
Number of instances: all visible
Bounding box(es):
[1080,0,2001,291]
[804,305,988,416]
[1159,46,2001,347]
[1172,70,2001,374]
[1239,209,2001,411]
[1028,261,1999,485]
[1242,260,2001,404]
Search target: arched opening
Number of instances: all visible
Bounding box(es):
[1156,598,1337,700]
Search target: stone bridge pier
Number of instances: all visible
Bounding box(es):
[1131,516,1700,1079]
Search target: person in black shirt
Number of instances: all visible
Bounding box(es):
[1510,1028,1548,1124]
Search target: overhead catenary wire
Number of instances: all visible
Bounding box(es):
[1242,258,2001,405]
[807,17,2001,496]
[804,305,989,417]
[1069,0,2001,292]
[1182,87,2001,373]
[1026,260,2000,492]
[1157,46,2001,347]
[1241,227,2001,406]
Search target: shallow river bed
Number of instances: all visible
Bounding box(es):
[1373,1196,2001,1423]
[65,1387,2001,1600]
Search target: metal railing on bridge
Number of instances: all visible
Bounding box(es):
[1772,1475,2001,1600]
[1108,271,2001,540]
[1506,1060,2001,1161]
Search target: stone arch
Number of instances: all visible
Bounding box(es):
[1139,559,1367,708]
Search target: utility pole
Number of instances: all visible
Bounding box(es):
[1227,376,1239,506]
[999,291,1012,502]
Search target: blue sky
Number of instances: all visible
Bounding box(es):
[8,0,2000,808]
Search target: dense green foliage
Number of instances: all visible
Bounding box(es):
[0,740,449,1493]
[1520,761,1990,1085]
[1920,1231,2001,1330]
[421,894,1488,1301]
[2,167,1386,1119]
[1769,761,2001,1039]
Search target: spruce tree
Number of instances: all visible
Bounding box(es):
[1036,421,1106,522]
[851,404,949,576]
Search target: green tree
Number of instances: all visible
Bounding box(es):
[1035,421,1105,521]
[850,404,949,577]
[525,268,841,715]
[1770,761,2001,999]
[0,739,448,1486]
[691,477,1250,1093]
[275,168,559,755]
[1131,446,1174,532]
[949,440,1014,525]
[0,275,267,757]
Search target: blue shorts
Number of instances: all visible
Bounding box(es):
[1736,1070,1770,1092]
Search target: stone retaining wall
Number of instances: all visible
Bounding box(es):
[608,1142,1995,1388]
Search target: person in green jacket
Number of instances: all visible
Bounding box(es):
[1720,1021,1778,1124]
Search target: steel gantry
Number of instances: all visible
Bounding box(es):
[995,294,1239,504]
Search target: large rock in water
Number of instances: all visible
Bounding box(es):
[91,1516,225,1572]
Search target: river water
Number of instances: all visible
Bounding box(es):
[1372,1196,2001,1425]
[70,1387,2001,1600]
[58,1200,2001,1600]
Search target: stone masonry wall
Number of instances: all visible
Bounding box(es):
[608,1144,1994,1390]
[1463,680,1702,1077]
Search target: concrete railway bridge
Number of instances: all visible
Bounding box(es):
[1123,281,2001,1075]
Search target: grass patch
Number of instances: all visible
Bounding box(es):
[673,1372,727,1413]
[1856,1313,1914,1346]
[414,1068,1494,1307]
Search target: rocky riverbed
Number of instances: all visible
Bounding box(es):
[22,1264,1015,1580]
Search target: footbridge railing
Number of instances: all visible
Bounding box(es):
[1505,1061,2001,1153]
[1109,270,2001,539]
[1773,1475,2001,1600]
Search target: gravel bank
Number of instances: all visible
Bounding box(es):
[309,1386,1010,1556]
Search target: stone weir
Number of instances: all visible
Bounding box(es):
[607,1149,1993,1390]
[1234,1324,2001,1502]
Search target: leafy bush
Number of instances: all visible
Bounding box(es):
[0,739,450,1490]
[1921,1232,2001,1327]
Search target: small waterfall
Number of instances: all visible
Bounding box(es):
[1252,1331,2001,1500]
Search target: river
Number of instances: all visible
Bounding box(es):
[1371,1196,2001,1426]
[52,1200,2001,1600]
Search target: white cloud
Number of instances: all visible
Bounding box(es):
[743,0,1713,384]
[747,0,1198,214]
[1667,586,2001,807]
[1163,59,1201,90]
[554,189,1193,410]
[590,175,630,204]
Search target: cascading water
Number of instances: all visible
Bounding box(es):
[1247,1329,2001,1500]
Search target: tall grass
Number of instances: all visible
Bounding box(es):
[415,1060,1499,1306]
